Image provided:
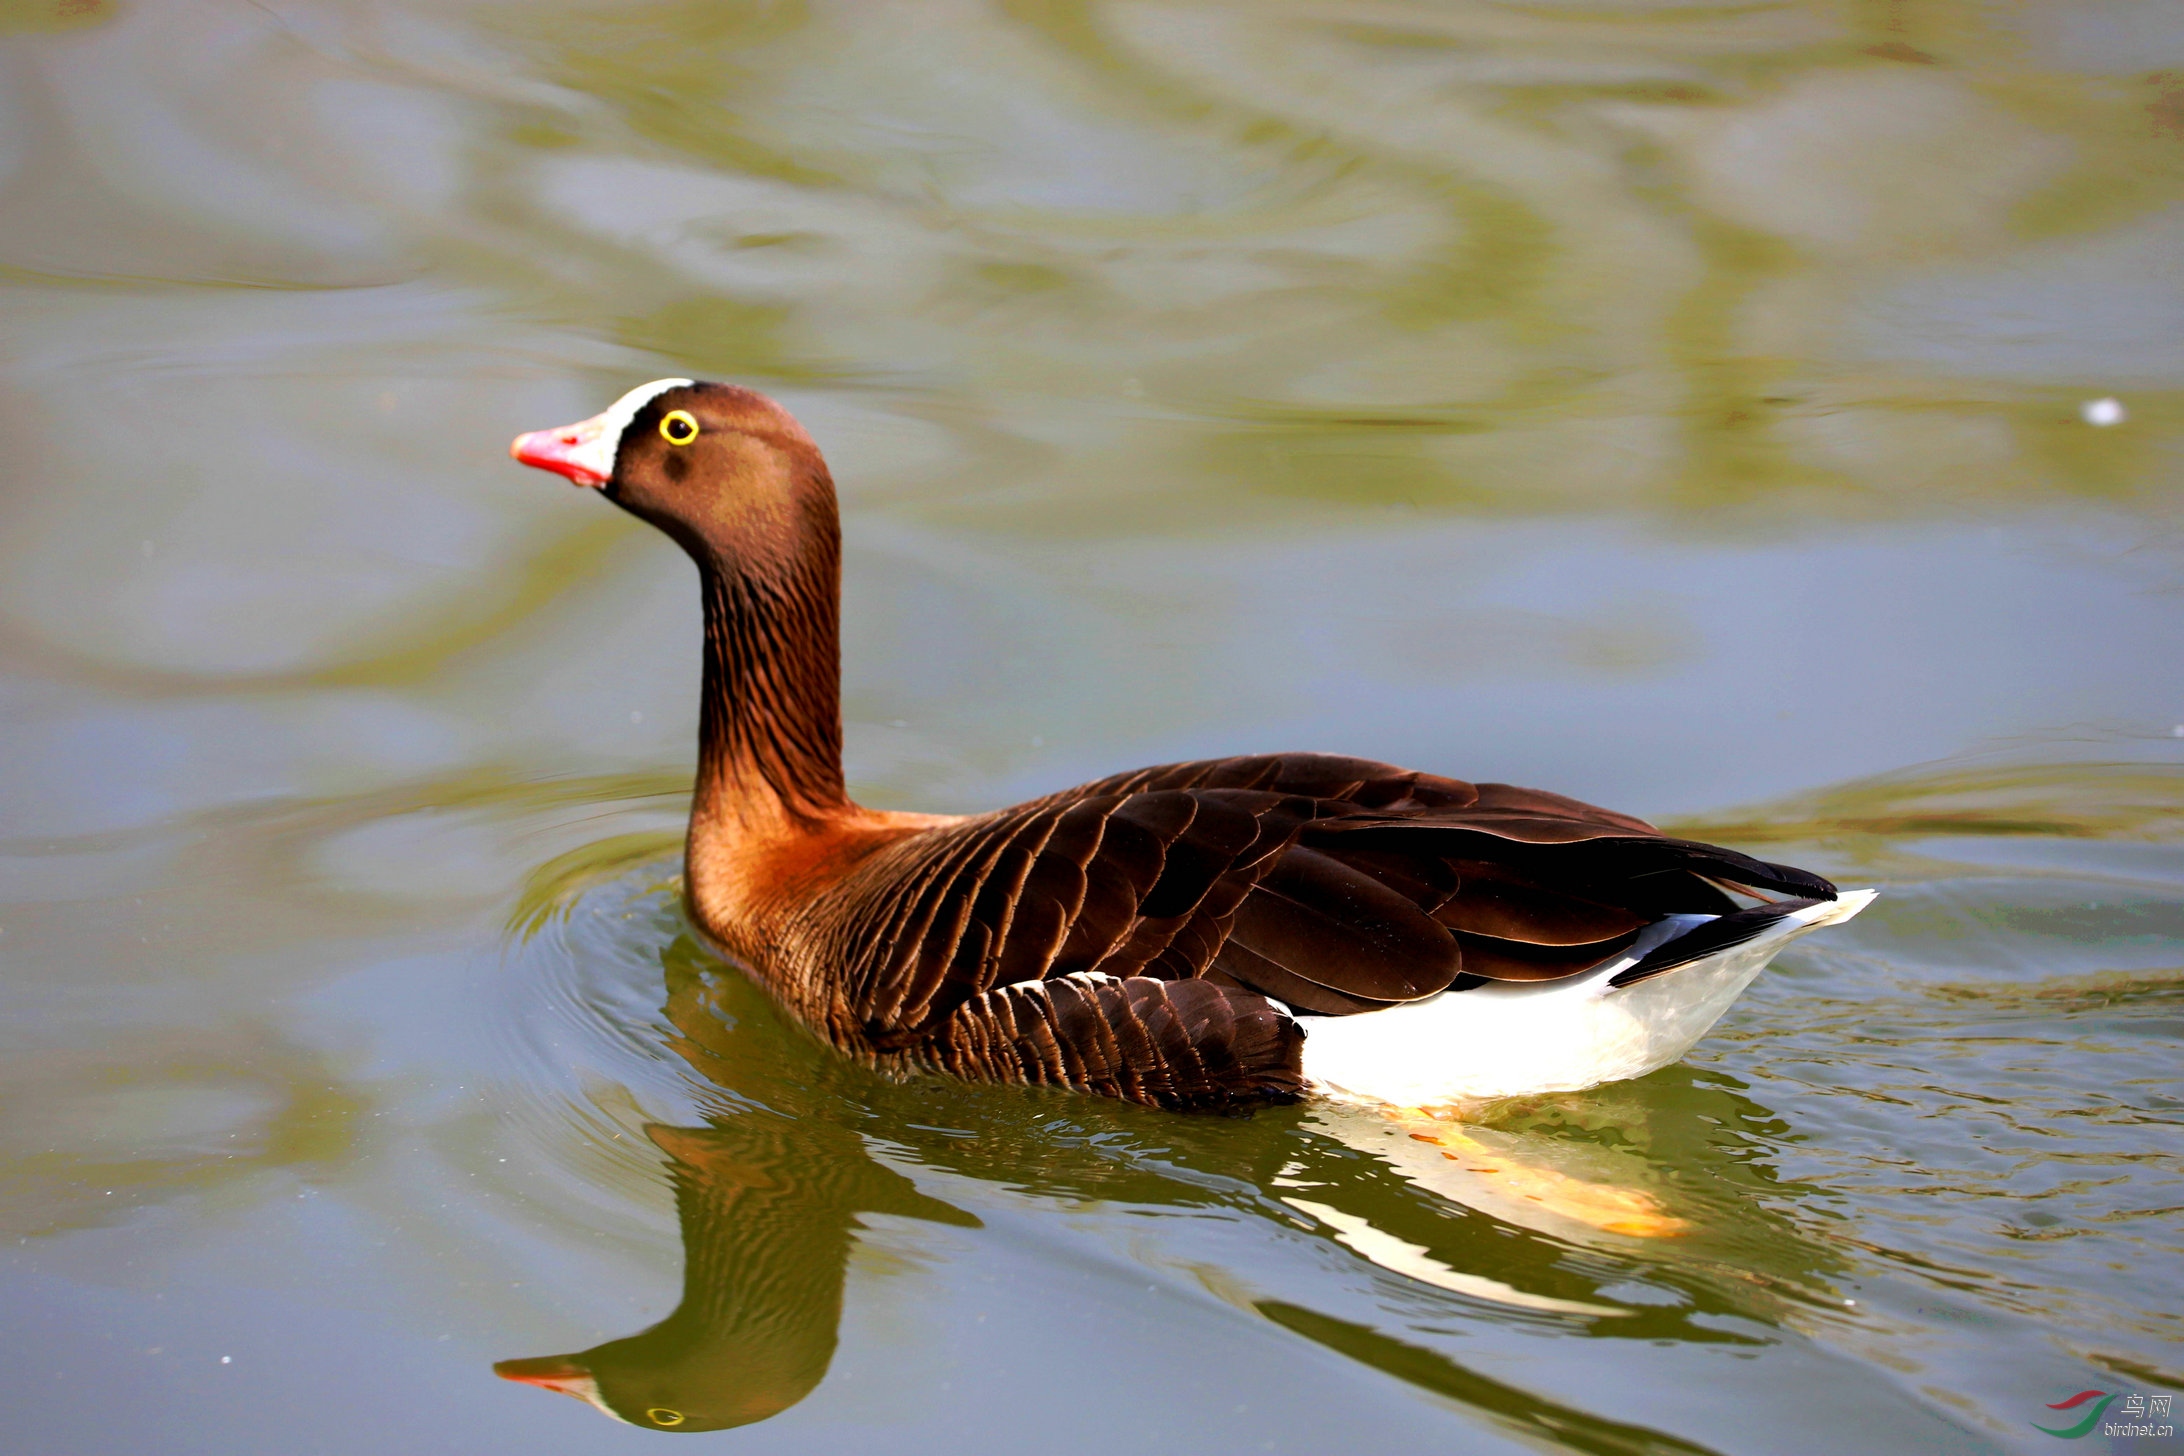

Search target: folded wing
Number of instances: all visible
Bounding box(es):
[828,754,1835,1109]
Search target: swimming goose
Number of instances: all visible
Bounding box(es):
[510,380,1871,1112]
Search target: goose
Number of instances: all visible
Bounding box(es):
[509,379,1872,1112]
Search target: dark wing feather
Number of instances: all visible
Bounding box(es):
[1430,864,1648,945]
[1225,846,1459,1002]
[1447,929,1643,982]
[843,784,1315,1039]
[823,754,1836,1105]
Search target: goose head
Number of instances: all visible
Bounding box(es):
[494,1337,827,1433]
[510,379,832,568]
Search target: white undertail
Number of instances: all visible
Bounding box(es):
[1301,890,1876,1106]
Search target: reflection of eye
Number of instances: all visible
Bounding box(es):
[659,411,699,446]
[646,1409,685,1426]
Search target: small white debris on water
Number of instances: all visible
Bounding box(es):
[2082,397,2126,426]
[220,1356,231,1364]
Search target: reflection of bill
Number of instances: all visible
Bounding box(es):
[495,1114,974,1432]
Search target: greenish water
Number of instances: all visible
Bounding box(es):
[2,1,2180,1451]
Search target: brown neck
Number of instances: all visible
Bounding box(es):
[685,493,850,896]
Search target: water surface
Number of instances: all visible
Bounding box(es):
[2,2,2180,1451]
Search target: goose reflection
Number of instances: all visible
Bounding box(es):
[495,1110,975,1431]
[498,924,1851,1435]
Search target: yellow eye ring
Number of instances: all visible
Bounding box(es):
[659,410,699,446]
[646,1409,685,1426]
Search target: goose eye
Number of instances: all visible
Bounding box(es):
[646,1408,685,1426]
[659,411,699,446]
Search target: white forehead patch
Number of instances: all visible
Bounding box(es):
[558,1372,635,1426]
[572,379,690,480]
[599,377,693,444]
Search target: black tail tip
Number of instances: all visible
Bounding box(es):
[1608,897,1825,988]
